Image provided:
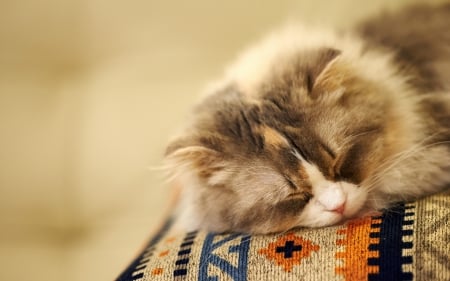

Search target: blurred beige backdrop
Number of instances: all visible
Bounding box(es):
[0,0,444,280]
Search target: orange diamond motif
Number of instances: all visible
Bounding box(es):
[158,250,170,257]
[258,233,320,272]
[151,267,163,275]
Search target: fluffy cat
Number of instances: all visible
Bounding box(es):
[165,4,450,234]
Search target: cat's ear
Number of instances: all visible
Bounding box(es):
[165,136,225,182]
[306,48,341,93]
[165,136,196,157]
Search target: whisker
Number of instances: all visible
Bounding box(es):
[363,135,448,192]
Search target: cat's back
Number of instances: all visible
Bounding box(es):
[357,3,450,92]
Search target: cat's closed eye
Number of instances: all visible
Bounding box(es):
[276,193,312,216]
[318,142,336,161]
[334,128,382,182]
[286,192,313,201]
[332,153,346,180]
[284,176,298,190]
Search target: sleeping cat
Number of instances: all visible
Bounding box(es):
[164,4,450,234]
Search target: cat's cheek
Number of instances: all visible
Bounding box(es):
[341,185,368,218]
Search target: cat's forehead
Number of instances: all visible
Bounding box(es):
[201,94,307,162]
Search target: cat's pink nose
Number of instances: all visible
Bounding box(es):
[330,203,345,214]
[317,183,346,214]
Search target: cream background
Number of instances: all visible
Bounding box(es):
[0,0,444,280]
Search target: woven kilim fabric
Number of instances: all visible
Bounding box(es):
[116,193,450,281]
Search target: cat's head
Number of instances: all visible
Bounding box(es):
[165,47,400,234]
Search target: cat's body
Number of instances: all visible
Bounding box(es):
[165,4,450,234]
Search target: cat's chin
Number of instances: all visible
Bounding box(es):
[296,210,376,229]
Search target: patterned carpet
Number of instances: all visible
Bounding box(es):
[117,193,450,281]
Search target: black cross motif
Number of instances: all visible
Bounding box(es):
[276,240,302,258]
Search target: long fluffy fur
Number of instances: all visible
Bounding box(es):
[165,4,450,234]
